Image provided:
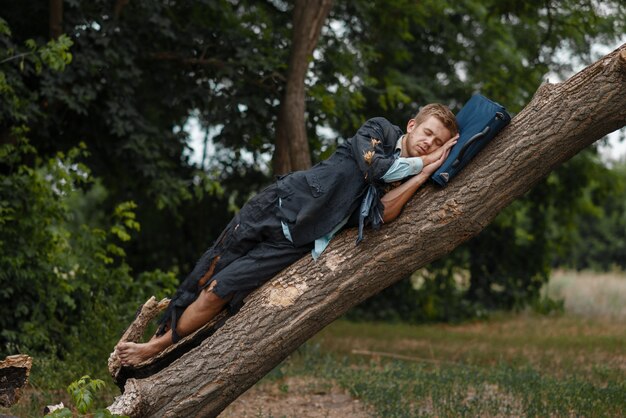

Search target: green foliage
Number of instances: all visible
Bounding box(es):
[68,375,106,415]
[37,35,73,72]
[2,3,227,276]
[1,0,625,339]
[353,0,624,117]
[0,19,177,365]
[47,375,126,417]
[0,135,152,358]
[555,160,626,271]
[0,18,73,123]
[531,294,565,316]
[349,254,483,323]
[275,316,626,418]
[465,150,626,311]
[1,32,72,73]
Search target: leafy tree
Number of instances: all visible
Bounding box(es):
[338,0,626,315]
[554,159,626,271]
[0,17,176,366]
[2,0,625,331]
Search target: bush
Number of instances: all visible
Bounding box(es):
[0,21,177,372]
[0,138,176,362]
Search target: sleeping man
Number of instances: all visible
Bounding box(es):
[117,103,459,365]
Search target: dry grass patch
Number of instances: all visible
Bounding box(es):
[219,376,370,418]
[546,270,626,319]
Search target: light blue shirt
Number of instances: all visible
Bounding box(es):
[381,156,423,182]
[283,136,423,259]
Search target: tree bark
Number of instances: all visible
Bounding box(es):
[114,0,130,19]
[108,44,626,418]
[0,355,32,407]
[273,0,333,175]
[108,297,170,381]
[49,0,63,39]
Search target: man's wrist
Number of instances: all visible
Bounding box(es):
[411,171,429,184]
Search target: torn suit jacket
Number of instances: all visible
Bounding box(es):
[276,117,403,247]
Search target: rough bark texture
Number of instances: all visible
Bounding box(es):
[109,297,170,381]
[109,44,626,418]
[273,0,333,175]
[109,298,231,390]
[0,354,32,407]
[49,0,63,39]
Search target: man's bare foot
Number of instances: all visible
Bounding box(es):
[114,284,227,366]
[117,337,169,366]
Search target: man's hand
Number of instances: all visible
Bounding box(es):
[381,137,456,223]
[420,134,459,166]
[422,137,458,175]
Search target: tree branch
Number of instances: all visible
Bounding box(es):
[148,52,227,69]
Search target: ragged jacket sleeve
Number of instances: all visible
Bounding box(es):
[349,117,403,184]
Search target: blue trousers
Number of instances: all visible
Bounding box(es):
[158,184,312,341]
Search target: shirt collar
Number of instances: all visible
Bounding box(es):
[395,135,404,151]
[395,135,404,156]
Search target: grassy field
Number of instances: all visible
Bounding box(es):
[3,271,625,417]
[255,270,626,417]
[267,315,624,417]
[545,269,626,320]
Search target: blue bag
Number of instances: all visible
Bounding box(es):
[431,94,511,187]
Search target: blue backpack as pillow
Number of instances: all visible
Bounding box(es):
[431,94,511,187]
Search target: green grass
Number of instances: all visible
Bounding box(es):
[266,270,626,417]
[315,314,625,379]
[3,271,625,417]
[270,314,625,417]
[1,345,123,417]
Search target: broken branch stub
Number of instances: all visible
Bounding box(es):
[0,354,33,408]
[108,297,170,380]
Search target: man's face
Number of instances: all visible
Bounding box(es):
[402,115,453,158]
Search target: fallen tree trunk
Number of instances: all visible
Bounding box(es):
[109,44,626,417]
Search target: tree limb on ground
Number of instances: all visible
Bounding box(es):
[0,354,32,407]
[108,43,626,417]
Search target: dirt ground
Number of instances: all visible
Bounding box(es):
[219,376,371,418]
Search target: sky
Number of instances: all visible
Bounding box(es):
[598,130,626,163]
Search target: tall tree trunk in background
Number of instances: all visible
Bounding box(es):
[49,0,63,39]
[273,0,333,175]
[109,45,626,417]
[114,0,130,19]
